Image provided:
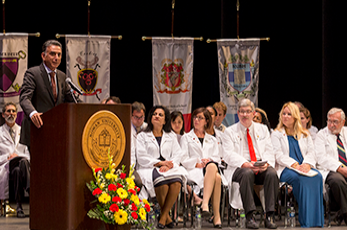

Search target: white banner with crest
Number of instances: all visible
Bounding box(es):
[0,33,28,124]
[217,39,260,126]
[65,35,111,103]
[152,37,194,131]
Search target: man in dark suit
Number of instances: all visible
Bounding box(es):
[19,40,79,147]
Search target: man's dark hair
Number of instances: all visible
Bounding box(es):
[42,40,63,53]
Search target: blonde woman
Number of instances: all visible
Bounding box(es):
[271,102,324,227]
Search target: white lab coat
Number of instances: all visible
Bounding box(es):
[0,123,30,199]
[180,129,222,191]
[271,128,317,178]
[130,122,148,168]
[136,130,188,198]
[221,122,275,209]
[315,126,347,181]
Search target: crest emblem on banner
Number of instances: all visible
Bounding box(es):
[74,55,102,98]
[161,61,184,92]
[0,51,26,93]
[154,58,191,94]
[224,54,256,98]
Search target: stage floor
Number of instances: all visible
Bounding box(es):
[0,203,345,230]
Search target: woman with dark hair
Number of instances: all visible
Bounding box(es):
[170,110,185,142]
[253,107,272,133]
[136,105,188,229]
[181,107,223,228]
[299,107,318,142]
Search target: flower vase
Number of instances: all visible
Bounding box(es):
[105,223,131,230]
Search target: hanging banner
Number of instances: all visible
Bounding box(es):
[217,39,260,126]
[152,38,194,132]
[0,33,28,125]
[66,35,111,103]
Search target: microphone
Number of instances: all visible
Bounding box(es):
[66,78,83,95]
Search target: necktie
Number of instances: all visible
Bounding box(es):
[9,128,15,143]
[247,128,257,162]
[50,71,57,103]
[337,134,347,166]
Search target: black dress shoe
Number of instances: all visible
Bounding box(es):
[246,216,259,229]
[165,222,174,228]
[264,216,277,229]
[213,223,222,228]
[334,212,343,226]
[157,223,165,229]
[17,210,25,218]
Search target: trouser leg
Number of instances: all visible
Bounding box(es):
[232,167,256,214]
[255,166,278,213]
[326,171,347,214]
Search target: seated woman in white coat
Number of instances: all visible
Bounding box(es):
[136,105,188,229]
[180,107,223,228]
[271,102,324,227]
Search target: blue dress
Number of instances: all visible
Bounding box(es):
[280,136,324,227]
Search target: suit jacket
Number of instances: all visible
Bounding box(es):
[315,126,347,180]
[271,128,316,178]
[0,123,30,199]
[19,63,76,147]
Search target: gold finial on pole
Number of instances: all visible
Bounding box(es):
[87,0,91,35]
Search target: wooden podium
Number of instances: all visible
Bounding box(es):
[29,103,131,230]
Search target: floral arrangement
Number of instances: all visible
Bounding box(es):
[86,154,151,229]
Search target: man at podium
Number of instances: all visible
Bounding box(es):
[19,40,81,148]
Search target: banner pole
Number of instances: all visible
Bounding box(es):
[206,37,270,43]
[87,0,91,35]
[236,0,239,39]
[55,34,122,40]
[142,36,203,41]
[171,0,175,38]
[2,0,5,34]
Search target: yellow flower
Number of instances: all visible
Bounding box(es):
[142,199,149,205]
[105,173,112,180]
[117,188,128,199]
[100,183,105,189]
[114,209,128,225]
[126,178,135,189]
[139,208,146,220]
[131,194,140,205]
[98,192,111,204]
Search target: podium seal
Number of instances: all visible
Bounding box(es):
[82,110,126,169]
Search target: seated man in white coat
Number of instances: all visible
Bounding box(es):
[0,102,30,218]
[222,99,278,229]
[315,107,347,225]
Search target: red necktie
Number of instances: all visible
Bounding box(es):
[50,72,57,103]
[247,128,257,162]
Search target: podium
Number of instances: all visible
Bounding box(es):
[29,103,131,230]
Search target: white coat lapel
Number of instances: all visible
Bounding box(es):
[236,124,244,154]
[148,132,159,150]
[190,130,204,158]
[327,132,337,157]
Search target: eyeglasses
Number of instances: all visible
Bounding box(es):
[327,119,341,125]
[193,116,205,121]
[238,110,253,115]
[132,115,144,120]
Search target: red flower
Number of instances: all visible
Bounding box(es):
[112,196,122,203]
[117,183,123,188]
[128,189,136,195]
[136,186,141,192]
[120,173,126,179]
[108,184,117,191]
[92,188,102,196]
[95,168,102,173]
[109,204,119,212]
[131,203,138,211]
[145,203,151,212]
[123,198,130,206]
[131,212,138,220]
